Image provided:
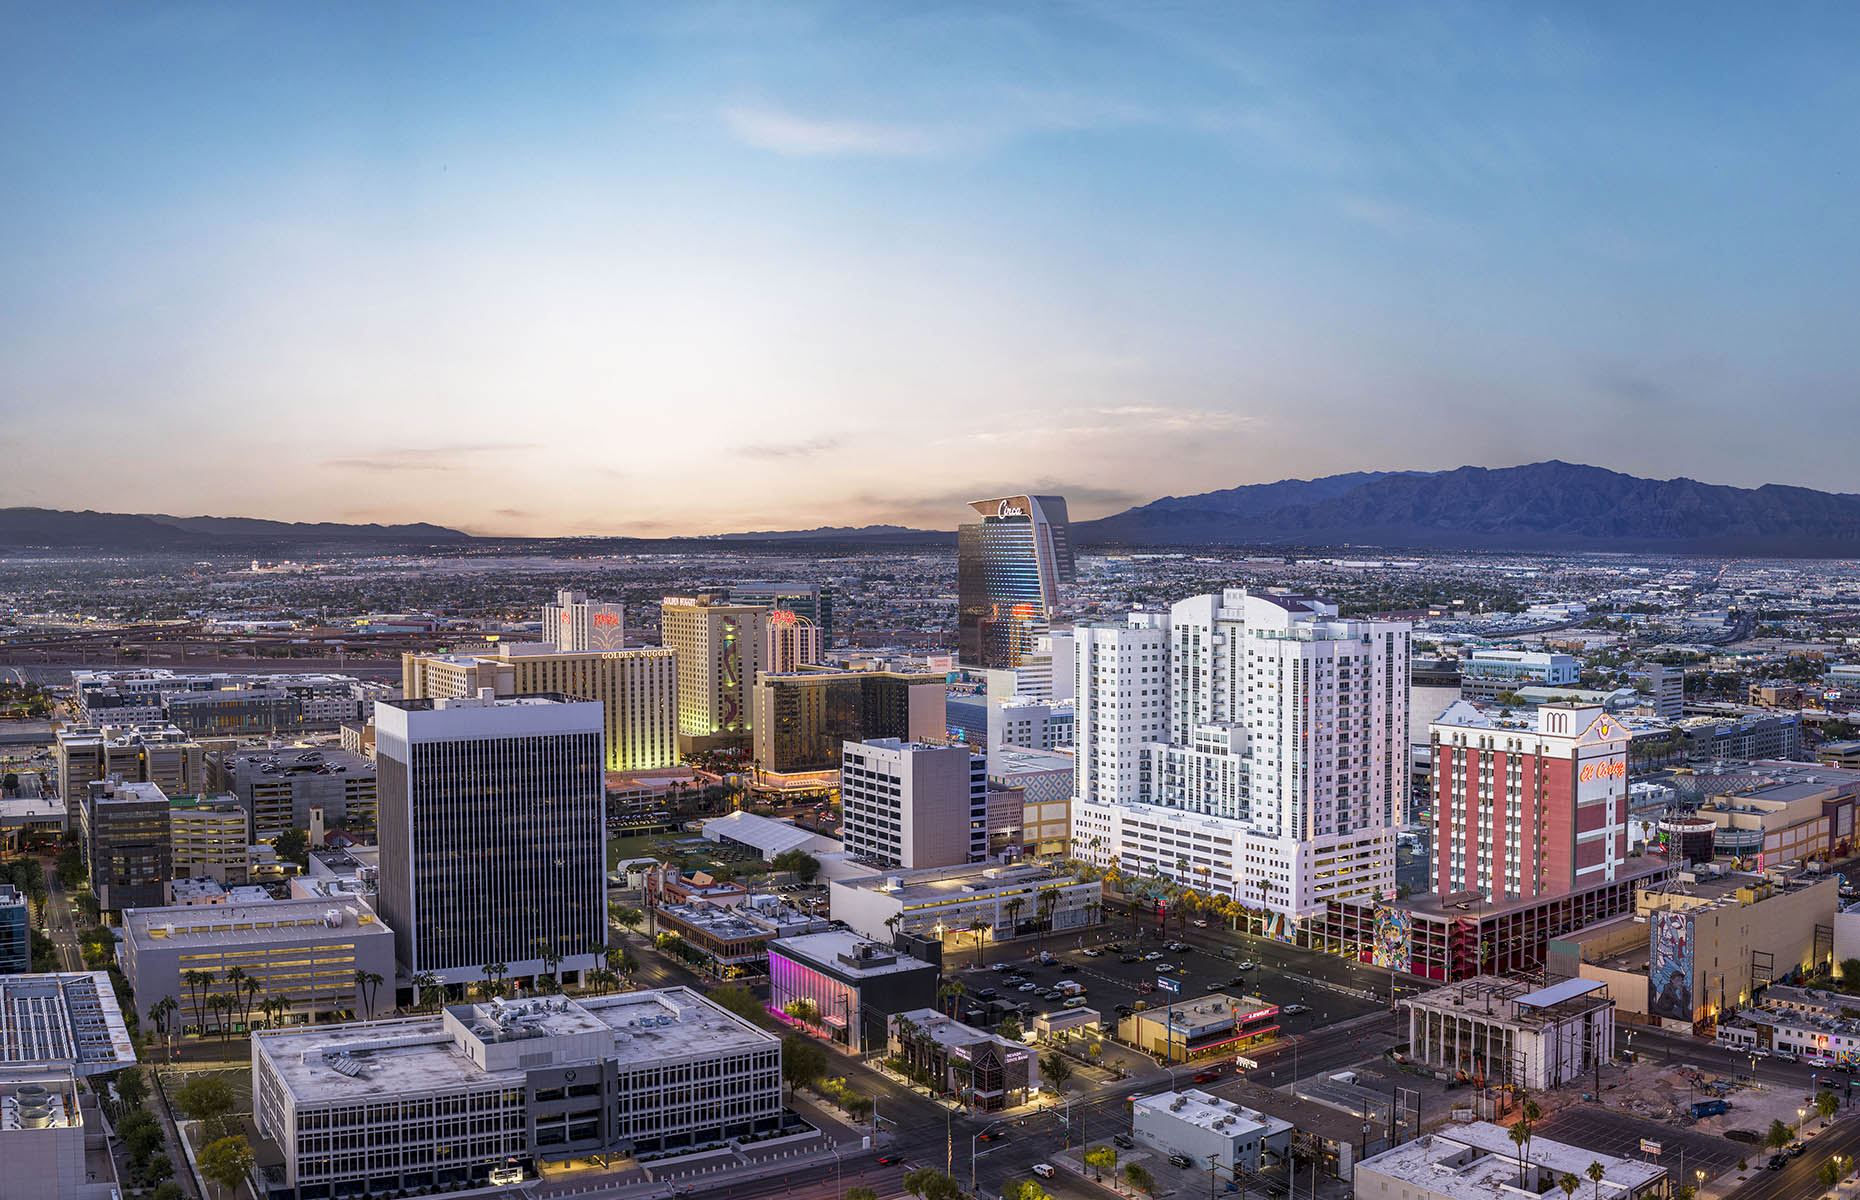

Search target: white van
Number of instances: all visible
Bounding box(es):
[488,1164,525,1185]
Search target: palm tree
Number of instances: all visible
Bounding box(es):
[1558,1172,1579,1200]
[209,993,236,1042]
[182,969,215,1035]
[969,919,992,967]
[150,995,178,1064]
[542,948,563,990]
[1508,1123,1530,1188]
[409,971,441,1012]
[353,970,384,1021]
[480,961,507,999]
[225,967,249,1029]
[1036,891,1057,943]
[619,951,638,986]
[1586,1160,1605,1200]
[587,968,618,995]
[239,975,261,1033]
[937,978,967,1017]
[1004,897,1027,939]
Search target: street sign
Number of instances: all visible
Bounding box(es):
[1640,1139,1662,1156]
[1157,976,1182,994]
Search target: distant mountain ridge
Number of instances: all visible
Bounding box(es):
[710,524,942,542]
[1074,462,1860,554]
[0,507,467,549]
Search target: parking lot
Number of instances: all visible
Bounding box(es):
[953,931,1379,1038]
[1536,1106,1744,1182]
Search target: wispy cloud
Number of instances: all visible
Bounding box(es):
[738,437,839,459]
[723,106,946,158]
[323,443,539,472]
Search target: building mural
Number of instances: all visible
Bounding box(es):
[1649,909,1695,1022]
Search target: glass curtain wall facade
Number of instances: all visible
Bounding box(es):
[957,494,1074,672]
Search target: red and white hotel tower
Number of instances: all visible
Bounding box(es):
[1430,700,1631,901]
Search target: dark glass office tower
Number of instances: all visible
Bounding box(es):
[375,694,607,984]
[957,494,1074,671]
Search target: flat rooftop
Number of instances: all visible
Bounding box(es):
[218,745,373,777]
[255,986,774,1104]
[893,1009,1020,1053]
[0,973,137,1076]
[1404,976,1612,1026]
[1400,858,1671,920]
[123,897,389,951]
[988,747,1076,775]
[769,931,934,979]
[840,862,1087,904]
[1640,868,1831,909]
[1360,1123,1664,1196]
[1135,1088,1287,1136]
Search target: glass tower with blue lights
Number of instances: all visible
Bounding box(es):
[957,494,1074,671]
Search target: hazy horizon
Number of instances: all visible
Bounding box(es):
[5,4,1856,536]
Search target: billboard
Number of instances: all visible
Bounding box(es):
[1371,904,1413,971]
[1649,909,1695,1022]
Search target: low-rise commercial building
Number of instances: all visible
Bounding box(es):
[167,794,253,886]
[252,987,783,1199]
[700,810,841,862]
[1716,986,1860,1064]
[987,747,1073,858]
[1132,1088,1291,1173]
[654,897,827,978]
[1354,1123,1666,1200]
[1459,650,1579,701]
[766,931,939,1053]
[888,1009,1040,1111]
[121,897,395,1032]
[1117,993,1282,1064]
[1401,977,1614,1090]
[829,861,1102,949]
[0,972,137,1077]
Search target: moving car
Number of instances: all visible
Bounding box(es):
[1083,948,1101,957]
[1788,1141,1807,1157]
[1234,960,1256,971]
[1169,1154,1194,1169]
[878,1156,905,1166]
[1121,954,1141,963]
[1168,942,1191,952]
[1283,1003,1310,1015]
[1113,1134,1134,1149]
[1032,1164,1056,1179]
[488,1165,525,1186]
[1192,1069,1221,1083]
[1059,963,1080,973]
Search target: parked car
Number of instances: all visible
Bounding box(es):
[1788,1141,1807,1157]
[1018,982,1038,992]
[1283,1003,1310,1015]
[1042,991,1064,1002]
[1064,996,1087,1008]
[975,988,998,1000]
[1083,949,1102,957]
[1169,1154,1194,1169]
[1113,1134,1134,1149]
[1767,1155,1788,1171]
[1234,960,1256,971]
[1143,952,1163,961]
[1032,1164,1056,1179]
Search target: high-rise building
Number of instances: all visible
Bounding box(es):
[661,594,767,753]
[167,795,253,887]
[403,644,678,771]
[764,610,824,674]
[729,582,835,646]
[1072,590,1409,933]
[1647,663,1685,722]
[53,725,106,822]
[958,494,1074,673]
[840,737,986,868]
[542,589,626,652]
[82,779,172,912]
[751,669,946,774]
[375,694,607,983]
[1430,700,1632,901]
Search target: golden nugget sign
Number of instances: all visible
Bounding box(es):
[1580,759,1627,783]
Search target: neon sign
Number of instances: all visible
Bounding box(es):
[561,613,572,623]
[996,500,1027,519]
[1579,760,1627,783]
[593,613,621,627]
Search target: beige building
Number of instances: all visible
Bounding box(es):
[764,610,823,674]
[661,594,767,753]
[56,723,206,819]
[53,725,107,820]
[750,667,946,774]
[403,643,678,771]
[1573,867,1837,1026]
[1696,773,1856,866]
[167,795,252,886]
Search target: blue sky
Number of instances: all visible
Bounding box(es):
[3,2,1856,535]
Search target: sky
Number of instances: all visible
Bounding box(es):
[3,2,1857,537]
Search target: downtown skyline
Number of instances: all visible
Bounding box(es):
[4,3,1857,537]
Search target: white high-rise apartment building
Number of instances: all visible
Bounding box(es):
[543,590,626,652]
[1073,614,1171,809]
[1072,589,1409,933]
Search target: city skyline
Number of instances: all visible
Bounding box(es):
[5,4,1857,536]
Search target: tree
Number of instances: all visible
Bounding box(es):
[1004,1181,1052,1200]
[772,849,820,883]
[182,969,215,1033]
[1508,1122,1531,1187]
[174,1074,237,1137]
[1817,1089,1840,1123]
[354,969,385,1020]
[938,977,967,1016]
[198,1134,255,1199]
[782,1034,826,1094]
[1766,1119,1792,1150]
[272,827,310,866]
[848,1188,880,1200]
[1084,1145,1118,1182]
[784,998,821,1023]
[140,1152,175,1188]
[1123,1162,1156,1197]
[409,971,442,1012]
[1558,1173,1579,1200]
[1587,1160,1606,1200]
[708,984,775,1028]
[969,918,992,966]
[239,974,261,1032]
[115,1065,148,1111]
[480,960,508,999]
[150,1186,185,1200]
[997,1012,1022,1042]
[902,1168,962,1200]
[120,1109,164,1163]
[1041,1051,1074,1093]
[1820,1161,1842,1190]
[150,994,178,1061]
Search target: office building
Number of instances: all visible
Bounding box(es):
[1678,711,1804,762]
[1117,994,1283,1064]
[52,726,106,822]
[1429,701,1632,901]
[1401,977,1614,1090]
[252,987,782,1198]
[403,643,678,772]
[121,897,394,1031]
[987,747,1074,858]
[945,694,988,745]
[0,1072,117,1200]
[166,795,252,887]
[104,724,206,798]
[0,972,137,1076]
[541,589,626,652]
[1072,591,1409,934]
[73,668,364,732]
[82,779,172,912]
[208,745,379,841]
[1354,1123,1665,1200]
[1458,650,1580,701]
[661,594,768,753]
[1646,663,1685,722]
[652,895,827,977]
[1691,764,1860,864]
[763,610,824,674]
[828,861,1102,948]
[981,630,1076,703]
[987,697,1074,761]
[0,885,27,973]
[1132,1089,1291,1173]
[751,669,946,775]
[840,738,985,868]
[766,931,939,1052]
[957,494,1073,673]
[375,695,607,984]
[728,582,835,646]
[887,1010,1040,1111]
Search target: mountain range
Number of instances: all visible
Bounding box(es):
[7,462,1860,554]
